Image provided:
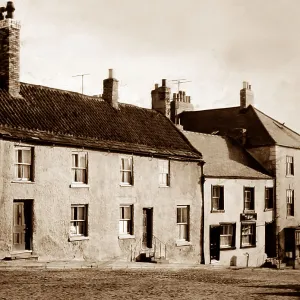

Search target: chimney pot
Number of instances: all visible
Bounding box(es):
[6,1,15,19]
[109,68,114,79]
[162,79,166,87]
[155,83,159,89]
[243,81,248,89]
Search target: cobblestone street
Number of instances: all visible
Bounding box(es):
[1,267,300,300]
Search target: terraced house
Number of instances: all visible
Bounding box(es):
[177,81,300,268]
[0,2,203,263]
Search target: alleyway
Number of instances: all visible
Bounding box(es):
[0,267,300,299]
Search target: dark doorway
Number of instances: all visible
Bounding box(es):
[142,208,153,248]
[210,225,220,262]
[13,200,33,251]
[265,221,276,257]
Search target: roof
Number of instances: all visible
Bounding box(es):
[183,131,272,179]
[180,105,300,149]
[0,83,202,160]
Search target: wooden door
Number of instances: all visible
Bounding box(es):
[142,208,153,248]
[13,202,26,251]
[210,225,220,261]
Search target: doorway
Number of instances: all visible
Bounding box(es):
[142,208,153,248]
[265,221,276,257]
[12,200,33,252]
[210,225,220,262]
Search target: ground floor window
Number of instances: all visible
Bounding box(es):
[70,205,88,237]
[220,223,235,249]
[177,205,190,241]
[241,222,256,247]
[119,205,134,235]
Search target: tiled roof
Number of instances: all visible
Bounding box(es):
[0,83,202,160]
[180,105,300,148]
[183,131,272,179]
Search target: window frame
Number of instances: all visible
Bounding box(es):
[286,189,294,217]
[265,187,274,210]
[119,205,134,236]
[211,185,224,212]
[69,204,88,241]
[219,223,236,249]
[71,152,88,185]
[159,159,170,187]
[120,156,133,186]
[286,156,294,176]
[14,146,34,182]
[244,187,255,212]
[176,205,190,243]
[241,222,256,248]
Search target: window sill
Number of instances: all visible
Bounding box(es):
[68,236,89,242]
[243,210,255,214]
[240,245,256,249]
[220,246,236,251]
[159,185,170,188]
[11,180,34,184]
[286,175,294,178]
[264,208,273,212]
[70,183,90,188]
[287,215,295,219]
[211,210,225,213]
[176,240,192,247]
[118,234,135,240]
[119,183,133,187]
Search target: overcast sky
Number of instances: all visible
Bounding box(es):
[12,0,300,132]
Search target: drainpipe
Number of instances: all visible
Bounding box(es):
[199,161,206,264]
[244,252,249,268]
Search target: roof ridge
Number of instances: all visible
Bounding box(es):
[182,130,226,139]
[184,106,240,114]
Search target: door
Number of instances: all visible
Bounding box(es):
[142,208,153,248]
[13,202,26,251]
[210,225,220,261]
[265,221,276,258]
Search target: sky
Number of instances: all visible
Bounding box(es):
[11,0,300,132]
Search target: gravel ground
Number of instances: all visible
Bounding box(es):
[0,268,300,300]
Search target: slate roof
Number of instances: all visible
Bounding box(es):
[183,131,272,179]
[180,105,300,148]
[0,83,202,160]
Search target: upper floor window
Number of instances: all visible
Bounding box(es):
[220,223,235,249]
[265,187,274,210]
[211,186,224,212]
[286,156,294,176]
[14,147,33,181]
[72,152,88,184]
[177,205,190,242]
[159,159,170,187]
[119,205,134,235]
[244,187,255,211]
[287,189,294,216]
[120,157,133,186]
[69,204,88,237]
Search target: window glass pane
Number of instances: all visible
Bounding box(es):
[17,149,22,163]
[123,206,131,219]
[79,154,86,168]
[23,150,31,164]
[182,207,187,223]
[212,198,219,210]
[177,207,181,223]
[178,224,187,240]
[72,154,77,168]
[23,165,30,179]
[77,207,85,220]
[71,207,75,220]
[122,171,132,184]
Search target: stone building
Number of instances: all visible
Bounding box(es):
[177,81,300,267]
[0,2,203,262]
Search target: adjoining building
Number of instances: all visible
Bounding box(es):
[0,2,203,263]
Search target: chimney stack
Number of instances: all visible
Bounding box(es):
[102,68,119,109]
[240,81,254,110]
[0,1,21,97]
[151,79,171,118]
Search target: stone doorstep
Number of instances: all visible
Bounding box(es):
[3,250,38,261]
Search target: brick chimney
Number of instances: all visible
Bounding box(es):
[102,69,118,109]
[0,1,21,97]
[240,81,254,110]
[151,79,171,118]
[170,90,194,123]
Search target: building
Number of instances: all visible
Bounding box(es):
[0,2,204,262]
[183,131,274,267]
[178,81,300,267]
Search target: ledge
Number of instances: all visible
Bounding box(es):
[211,210,225,213]
[119,183,133,187]
[264,208,274,212]
[220,246,236,251]
[118,235,135,240]
[175,240,192,247]
[11,180,35,184]
[240,245,256,249]
[159,185,170,188]
[68,236,89,242]
[70,183,90,188]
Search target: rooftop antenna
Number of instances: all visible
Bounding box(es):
[170,79,192,92]
[72,73,90,94]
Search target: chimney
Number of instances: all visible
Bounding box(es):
[170,90,194,123]
[102,68,118,109]
[240,81,254,110]
[151,79,171,118]
[0,1,21,97]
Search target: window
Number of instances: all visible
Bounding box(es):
[220,224,235,249]
[244,187,255,211]
[287,189,294,216]
[211,186,224,211]
[119,205,133,235]
[159,159,170,187]
[241,223,256,247]
[296,230,300,253]
[286,156,294,176]
[265,187,274,210]
[120,157,133,185]
[69,205,88,237]
[177,206,189,241]
[14,147,33,181]
[72,152,87,184]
